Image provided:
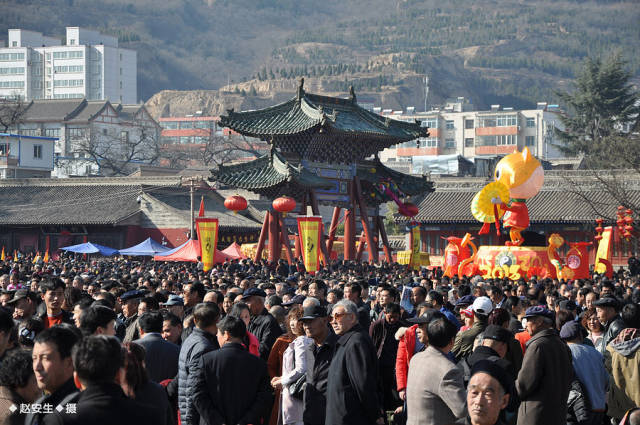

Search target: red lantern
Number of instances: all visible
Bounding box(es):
[595,226,603,234]
[594,235,603,241]
[400,202,419,218]
[625,225,633,233]
[616,217,625,227]
[623,231,632,239]
[618,206,625,212]
[595,218,604,225]
[626,209,633,216]
[273,196,296,216]
[224,195,247,214]
[625,215,634,225]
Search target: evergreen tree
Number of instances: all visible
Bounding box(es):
[555,53,639,165]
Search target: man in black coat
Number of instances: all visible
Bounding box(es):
[133,311,180,383]
[243,288,283,361]
[326,299,384,425]
[45,335,161,425]
[301,305,338,425]
[190,315,272,425]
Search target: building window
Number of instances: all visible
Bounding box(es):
[120,131,129,143]
[179,136,192,144]
[465,138,474,147]
[424,118,438,128]
[44,128,60,138]
[102,129,107,135]
[21,129,39,137]
[497,135,516,145]
[69,128,86,138]
[0,144,9,155]
[465,119,474,129]
[33,145,42,159]
[496,115,518,126]
[526,117,535,128]
[69,39,75,45]
[445,139,455,149]
[11,41,17,47]
[525,136,535,146]
[445,120,454,130]
[417,138,438,148]
[0,81,24,88]
[0,53,25,61]
[0,67,25,75]
[179,121,194,129]
[161,121,179,130]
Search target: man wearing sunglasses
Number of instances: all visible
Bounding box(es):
[326,299,384,425]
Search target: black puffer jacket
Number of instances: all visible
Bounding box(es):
[177,327,219,425]
[567,378,591,425]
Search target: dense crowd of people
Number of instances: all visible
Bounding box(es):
[0,253,638,425]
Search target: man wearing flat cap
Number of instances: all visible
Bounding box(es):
[515,306,573,425]
[119,289,144,342]
[242,287,282,361]
[593,295,624,355]
[466,360,512,425]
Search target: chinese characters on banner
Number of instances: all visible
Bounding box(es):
[196,218,219,272]
[297,216,322,274]
[594,226,613,277]
[410,226,421,270]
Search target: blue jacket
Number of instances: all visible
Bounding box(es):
[177,327,219,425]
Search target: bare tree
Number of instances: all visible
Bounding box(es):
[0,98,29,133]
[159,133,267,169]
[75,122,161,176]
[200,134,265,167]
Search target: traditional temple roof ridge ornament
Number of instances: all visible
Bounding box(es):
[296,77,305,101]
[349,85,357,104]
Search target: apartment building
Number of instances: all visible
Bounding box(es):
[15,98,159,177]
[379,98,565,173]
[0,27,136,103]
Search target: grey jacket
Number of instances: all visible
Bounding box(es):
[406,345,467,425]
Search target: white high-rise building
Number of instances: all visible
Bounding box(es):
[0,27,136,103]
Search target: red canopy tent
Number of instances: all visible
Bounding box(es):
[221,242,246,259]
[153,240,234,263]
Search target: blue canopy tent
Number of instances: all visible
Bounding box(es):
[119,237,171,256]
[60,242,118,256]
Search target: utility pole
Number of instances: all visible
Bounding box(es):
[183,176,203,239]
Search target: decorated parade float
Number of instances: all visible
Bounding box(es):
[440,148,633,280]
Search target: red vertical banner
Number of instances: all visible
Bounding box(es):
[297,216,322,273]
[196,218,219,272]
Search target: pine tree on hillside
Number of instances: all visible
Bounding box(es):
[555,53,640,165]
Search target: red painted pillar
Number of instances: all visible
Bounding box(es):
[294,234,301,259]
[326,206,341,254]
[279,215,293,264]
[344,208,355,260]
[268,210,280,263]
[254,211,270,263]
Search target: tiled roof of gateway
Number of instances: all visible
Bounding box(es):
[0,177,262,229]
[219,79,427,142]
[406,172,640,224]
[210,149,333,200]
[357,158,434,199]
